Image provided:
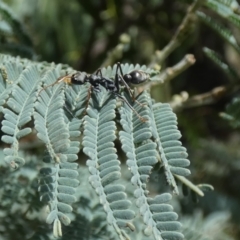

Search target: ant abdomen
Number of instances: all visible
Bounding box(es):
[123,70,150,86]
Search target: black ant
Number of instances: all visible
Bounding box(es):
[39,63,150,122]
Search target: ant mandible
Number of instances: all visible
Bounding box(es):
[39,63,150,122]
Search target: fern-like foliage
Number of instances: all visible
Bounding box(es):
[151,103,190,195]
[119,92,182,239]
[0,1,34,58]
[60,195,118,240]
[203,47,238,81]
[1,65,40,168]
[201,0,240,68]
[182,211,234,240]
[147,193,183,240]
[220,97,240,128]
[197,11,240,53]
[34,67,86,237]
[204,0,240,28]
[34,69,70,163]
[0,54,194,240]
[83,88,135,240]
[119,92,158,235]
[200,0,240,129]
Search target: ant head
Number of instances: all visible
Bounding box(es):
[71,72,88,85]
[124,70,149,85]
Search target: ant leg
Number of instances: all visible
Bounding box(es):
[117,74,145,107]
[116,63,135,98]
[38,74,72,96]
[116,93,147,122]
[116,63,145,107]
[95,69,103,77]
[84,85,93,115]
[114,72,120,93]
[116,62,124,77]
[116,63,134,95]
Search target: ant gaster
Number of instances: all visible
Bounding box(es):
[39,63,150,122]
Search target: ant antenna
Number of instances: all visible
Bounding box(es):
[116,93,147,122]
[38,74,72,96]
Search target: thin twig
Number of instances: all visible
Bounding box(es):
[180,86,227,108]
[159,54,196,82]
[144,54,195,90]
[174,174,204,197]
[171,85,228,111]
[149,0,204,67]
